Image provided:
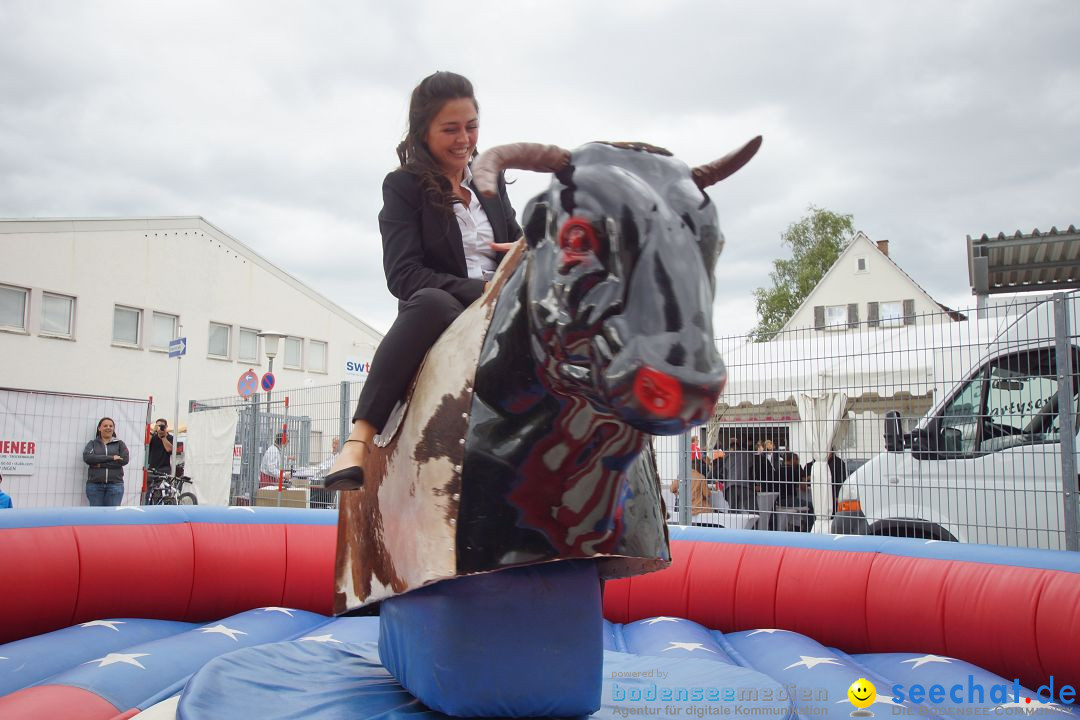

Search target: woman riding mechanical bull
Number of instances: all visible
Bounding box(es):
[319,70,760,716]
[325,70,759,717]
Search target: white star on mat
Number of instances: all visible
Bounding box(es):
[747,629,790,636]
[784,656,841,670]
[85,652,149,669]
[258,607,295,616]
[902,654,952,669]
[228,506,256,512]
[642,617,681,625]
[80,620,125,631]
[299,634,342,644]
[115,506,145,512]
[201,624,248,641]
[662,642,716,653]
[0,656,7,661]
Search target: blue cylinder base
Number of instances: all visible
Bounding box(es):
[378,560,604,717]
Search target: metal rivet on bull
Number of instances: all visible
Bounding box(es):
[461,413,468,419]
[453,465,462,472]
[458,438,465,445]
[449,519,456,526]
[452,493,460,501]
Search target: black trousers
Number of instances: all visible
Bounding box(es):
[353,288,465,431]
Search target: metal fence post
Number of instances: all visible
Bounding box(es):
[1054,294,1079,551]
[678,432,692,526]
[340,381,351,443]
[250,395,261,504]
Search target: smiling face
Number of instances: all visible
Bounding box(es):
[848,678,877,709]
[424,97,478,181]
[97,418,115,440]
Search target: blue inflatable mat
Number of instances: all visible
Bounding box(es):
[178,637,791,720]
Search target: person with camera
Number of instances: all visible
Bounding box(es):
[145,418,174,503]
[148,418,174,475]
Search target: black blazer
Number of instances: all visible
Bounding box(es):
[379,167,523,308]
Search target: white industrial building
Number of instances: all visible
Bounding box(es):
[0,216,384,427]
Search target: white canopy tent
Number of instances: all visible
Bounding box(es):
[710,316,1008,531]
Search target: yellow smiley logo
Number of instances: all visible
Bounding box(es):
[848,678,877,709]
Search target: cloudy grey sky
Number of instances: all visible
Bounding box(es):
[2,0,1078,337]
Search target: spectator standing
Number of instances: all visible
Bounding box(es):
[311,437,342,508]
[690,436,707,477]
[804,450,850,512]
[259,432,291,488]
[722,438,755,511]
[754,438,780,492]
[82,417,129,506]
[0,470,13,509]
[826,451,849,512]
[147,418,174,475]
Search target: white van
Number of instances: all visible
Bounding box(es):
[833,294,1079,550]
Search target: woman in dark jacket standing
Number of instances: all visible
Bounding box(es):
[82,417,130,506]
[325,71,520,488]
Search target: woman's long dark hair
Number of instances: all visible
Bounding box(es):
[396,71,478,213]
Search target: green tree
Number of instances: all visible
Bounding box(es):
[751,206,855,341]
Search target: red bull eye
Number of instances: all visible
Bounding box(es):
[558,218,599,256]
[633,367,683,418]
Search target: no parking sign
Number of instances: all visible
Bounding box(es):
[261,372,276,392]
[237,369,259,397]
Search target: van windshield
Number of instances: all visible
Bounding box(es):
[939,348,1079,454]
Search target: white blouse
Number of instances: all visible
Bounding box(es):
[454,166,498,281]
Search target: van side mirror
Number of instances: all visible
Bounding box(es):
[941,427,963,453]
[884,411,905,452]
[910,419,939,461]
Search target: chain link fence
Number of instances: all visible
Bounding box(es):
[676,292,1079,552]
[0,388,151,508]
[189,292,1080,552]
[190,380,364,509]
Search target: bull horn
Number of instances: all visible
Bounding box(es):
[691,135,763,190]
[472,143,572,196]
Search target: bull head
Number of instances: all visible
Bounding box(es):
[473,137,761,435]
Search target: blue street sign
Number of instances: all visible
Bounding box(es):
[260,372,276,392]
[168,337,187,358]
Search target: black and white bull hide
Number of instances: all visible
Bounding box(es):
[334,137,762,614]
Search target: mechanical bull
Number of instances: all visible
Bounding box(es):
[335,137,761,614]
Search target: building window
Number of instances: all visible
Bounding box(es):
[856,257,868,272]
[825,305,848,328]
[879,301,904,327]
[150,312,179,351]
[0,284,29,332]
[309,340,327,373]
[239,328,260,363]
[40,292,75,338]
[208,322,231,358]
[284,336,303,369]
[113,305,141,346]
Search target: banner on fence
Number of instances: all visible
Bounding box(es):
[0,440,37,475]
[0,388,148,508]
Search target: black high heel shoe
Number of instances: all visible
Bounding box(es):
[323,439,367,491]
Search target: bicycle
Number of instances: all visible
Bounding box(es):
[145,469,198,505]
